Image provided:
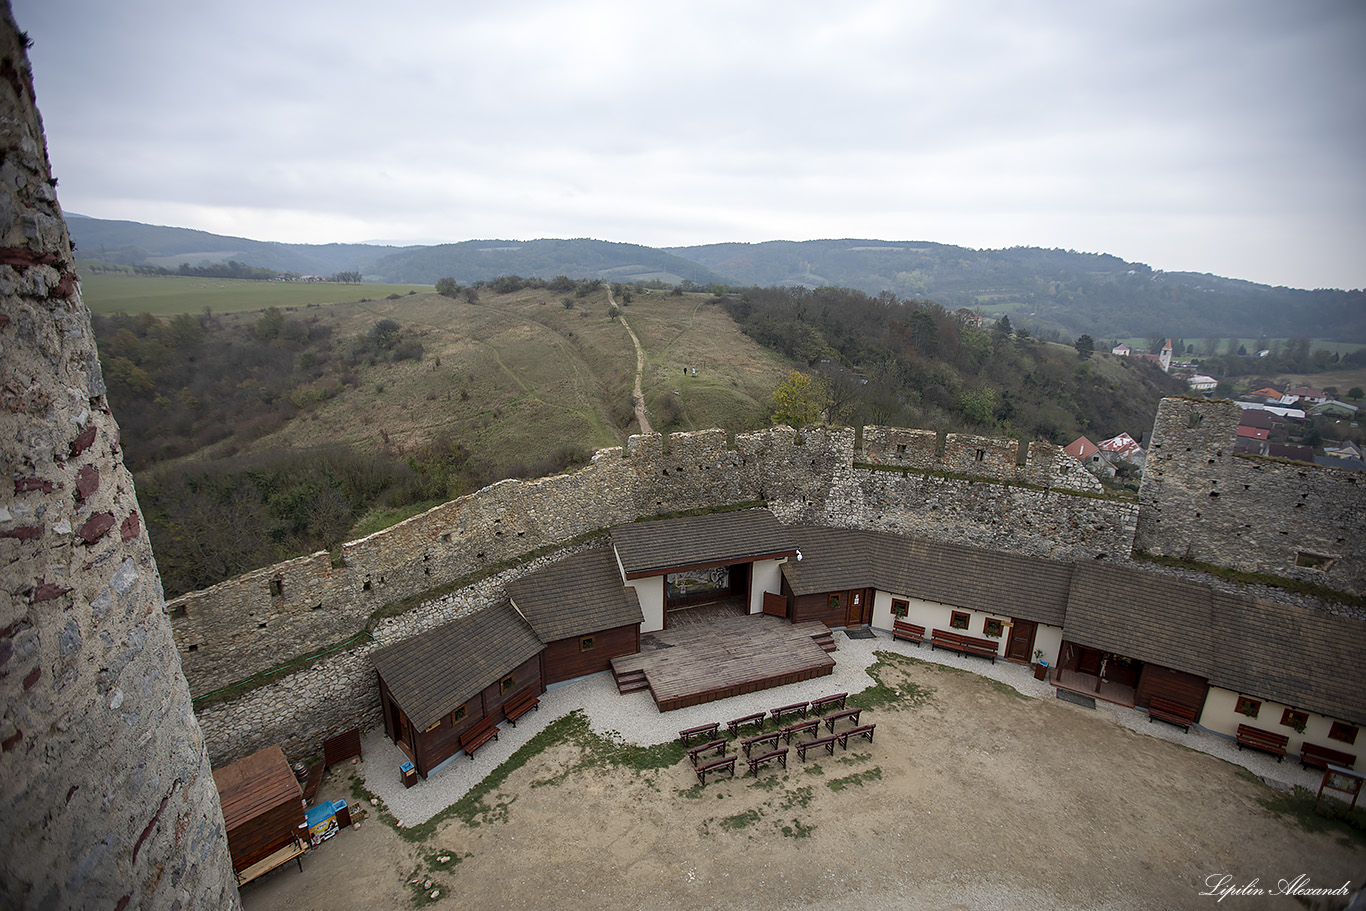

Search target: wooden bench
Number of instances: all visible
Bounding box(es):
[1147,696,1198,733]
[809,692,848,714]
[930,629,998,663]
[741,731,782,758]
[727,712,767,737]
[687,738,728,767]
[1236,724,1288,762]
[747,748,788,776]
[795,735,839,761]
[694,754,736,786]
[823,707,863,733]
[892,620,925,646]
[770,701,809,725]
[504,688,540,727]
[781,718,821,744]
[678,721,721,745]
[1300,742,1356,771]
[837,723,876,749]
[460,717,499,760]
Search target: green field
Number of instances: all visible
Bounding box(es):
[78,272,431,316]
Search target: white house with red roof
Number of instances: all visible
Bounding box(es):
[1097,432,1146,468]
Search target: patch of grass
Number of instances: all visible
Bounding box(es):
[779,786,815,810]
[404,850,469,908]
[803,763,824,776]
[826,767,882,791]
[1257,786,1366,846]
[838,751,872,765]
[779,819,815,839]
[847,651,934,711]
[750,773,784,791]
[719,808,762,831]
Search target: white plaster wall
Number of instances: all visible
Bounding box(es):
[1032,624,1063,667]
[751,558,785,614]
[1200,686,1359,760]
[628,576,665,633]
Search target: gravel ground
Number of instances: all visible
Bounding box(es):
[361,628,1322,826]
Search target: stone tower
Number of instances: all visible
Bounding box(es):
[0,5,241,908]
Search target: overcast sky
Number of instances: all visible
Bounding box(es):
[13,0,1366,290]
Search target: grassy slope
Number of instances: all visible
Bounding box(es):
[79,272,428,316]
[147,287,789,478]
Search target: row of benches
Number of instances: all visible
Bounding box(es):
[684,698,873,786]
[1234,723,1357,770]
[457,688,542,761]
[691,723,879,785]
[893,621,998,664]
[678,694,851,745]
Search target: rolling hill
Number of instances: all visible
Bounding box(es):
[67,216,1366,343]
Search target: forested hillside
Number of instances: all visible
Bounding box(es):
[724,285,1186,448]
[674,240,1366,342]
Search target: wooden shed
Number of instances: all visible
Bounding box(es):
[506,547,644,685]
[372,599,545,778]
[212,745,306,884]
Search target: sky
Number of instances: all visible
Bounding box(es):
[13,0,1366,290]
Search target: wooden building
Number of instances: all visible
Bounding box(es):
[610,508,797,631]
[372,600,544,778]
[369,507,1366,777]
[506,547,644,685]
[212,745,305,884]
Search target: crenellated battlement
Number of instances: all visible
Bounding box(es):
[170,423,1113,698]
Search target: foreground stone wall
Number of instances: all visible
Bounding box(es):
[1136,398,1366,594]
[173,423,1126,700]
[0,8,240,907]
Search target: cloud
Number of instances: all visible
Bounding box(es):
[15,0,1366,289]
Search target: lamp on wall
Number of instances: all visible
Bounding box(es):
[795,550,803,561]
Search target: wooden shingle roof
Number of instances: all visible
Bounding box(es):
[611,508,796,579]
[1211,593,1366,726]
[781,527,1073,627]
[506,547,643,643]
[1062,562,1215,678]
[371,601,543,731]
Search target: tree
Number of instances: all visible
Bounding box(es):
[1348,387,1364,401]
[993,315,1013,339]
[435,277,460,297]
[1074,334,1094,360]
[770,371,831,427]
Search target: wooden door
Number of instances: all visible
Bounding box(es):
[845,590,868,627]
[763,591,788,618]
[1006,619,1036,662]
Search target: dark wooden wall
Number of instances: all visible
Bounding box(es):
[542,623,639,685]
[382,651,547,777]
[1135,663,1210,714]
[791,591,845,627]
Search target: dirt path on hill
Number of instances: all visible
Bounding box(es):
[240,659,1364,911]
[607,285,651,434]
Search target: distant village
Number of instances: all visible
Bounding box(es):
[1067,337,1363,476]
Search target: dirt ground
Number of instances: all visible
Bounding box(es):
[239,658,1364,911]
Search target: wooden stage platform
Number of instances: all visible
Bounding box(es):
[611,613,836,712]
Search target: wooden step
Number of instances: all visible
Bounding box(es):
[811,632,837,653]
[613,668,649,694]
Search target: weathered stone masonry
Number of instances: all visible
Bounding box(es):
[0,5,240,908]
[172,425,1126,702]
[1136,397,1366,595]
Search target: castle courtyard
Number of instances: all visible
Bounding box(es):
[238,646,1364,911]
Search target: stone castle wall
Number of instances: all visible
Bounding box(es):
[0,7,240,907]
[1136,397,1366,594]
[172,423,1122,703]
